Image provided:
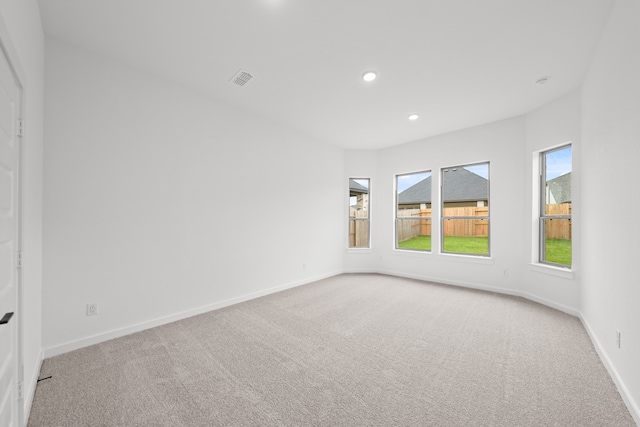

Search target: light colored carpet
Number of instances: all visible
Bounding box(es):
[28,274,635,426]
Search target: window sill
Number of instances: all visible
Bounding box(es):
[346,248,373,254]
[392,249,432,258]
[529,263,574,280]
[436,253,494,265]
[391,250,494,265]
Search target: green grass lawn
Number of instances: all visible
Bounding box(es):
[544,238,572,266]
[398,235,571,266]
[443,236,489,255]
[398,235,489,254]
[397,235,432,251]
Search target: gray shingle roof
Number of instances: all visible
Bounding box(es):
[349,179,368,196]
[398,168,488,204]
[398,176,432,204]
[442,167,488,202]
[547,172,571,203]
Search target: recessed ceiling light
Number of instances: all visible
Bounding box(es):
[362,71,377,82]
[408,113,419,121]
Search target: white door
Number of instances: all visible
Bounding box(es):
[0,43,22,427]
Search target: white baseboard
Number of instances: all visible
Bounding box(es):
[365,269,580,316]
[44,270,343,358]
[375,268,523,297]
[580,315,640,426]
[23,349,44,427]
[517,290,579,317]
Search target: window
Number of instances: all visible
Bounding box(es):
[395,171,432,251]
[349,178,370,248]
[540,145,572,267]
[441,163,490,256]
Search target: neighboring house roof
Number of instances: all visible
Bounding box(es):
[398,176,432,205]
[349,179,368,196]
[442,167,488,202]
[547,172,571,203]
[398,168,488,204]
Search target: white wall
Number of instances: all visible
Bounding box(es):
[0,0,44,419]
[581,0,640,420]
[367,117,528,297]
[523,90,581,313]
[43,39,344,355]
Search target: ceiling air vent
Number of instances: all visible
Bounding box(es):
[230,70,254,87]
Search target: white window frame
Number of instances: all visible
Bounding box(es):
[538,144,572,269]
[440,162,490,257]
[394,170,432,252]
[348,178,371,249]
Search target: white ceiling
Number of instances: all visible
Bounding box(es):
[37,0,615,149]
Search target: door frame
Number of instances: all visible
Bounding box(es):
[0,14,27,427]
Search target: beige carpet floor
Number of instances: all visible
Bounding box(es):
[28,274,635,426]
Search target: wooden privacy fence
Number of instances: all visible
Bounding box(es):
[442,207,488,238]
[545,203,572,240]
[379,203,571,244]
[396,204,572,242]
[397,207,488,242]
[397,209,431,242]
[349,207,369,247]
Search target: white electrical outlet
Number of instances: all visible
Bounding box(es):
[616,330,621,348]
[87,303,98,316]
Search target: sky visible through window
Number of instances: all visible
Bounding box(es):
[546,146,572,180]
[397,171,431,193]
[393,151,570,195]
[463,164,489,179]
[396,165,490,193]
